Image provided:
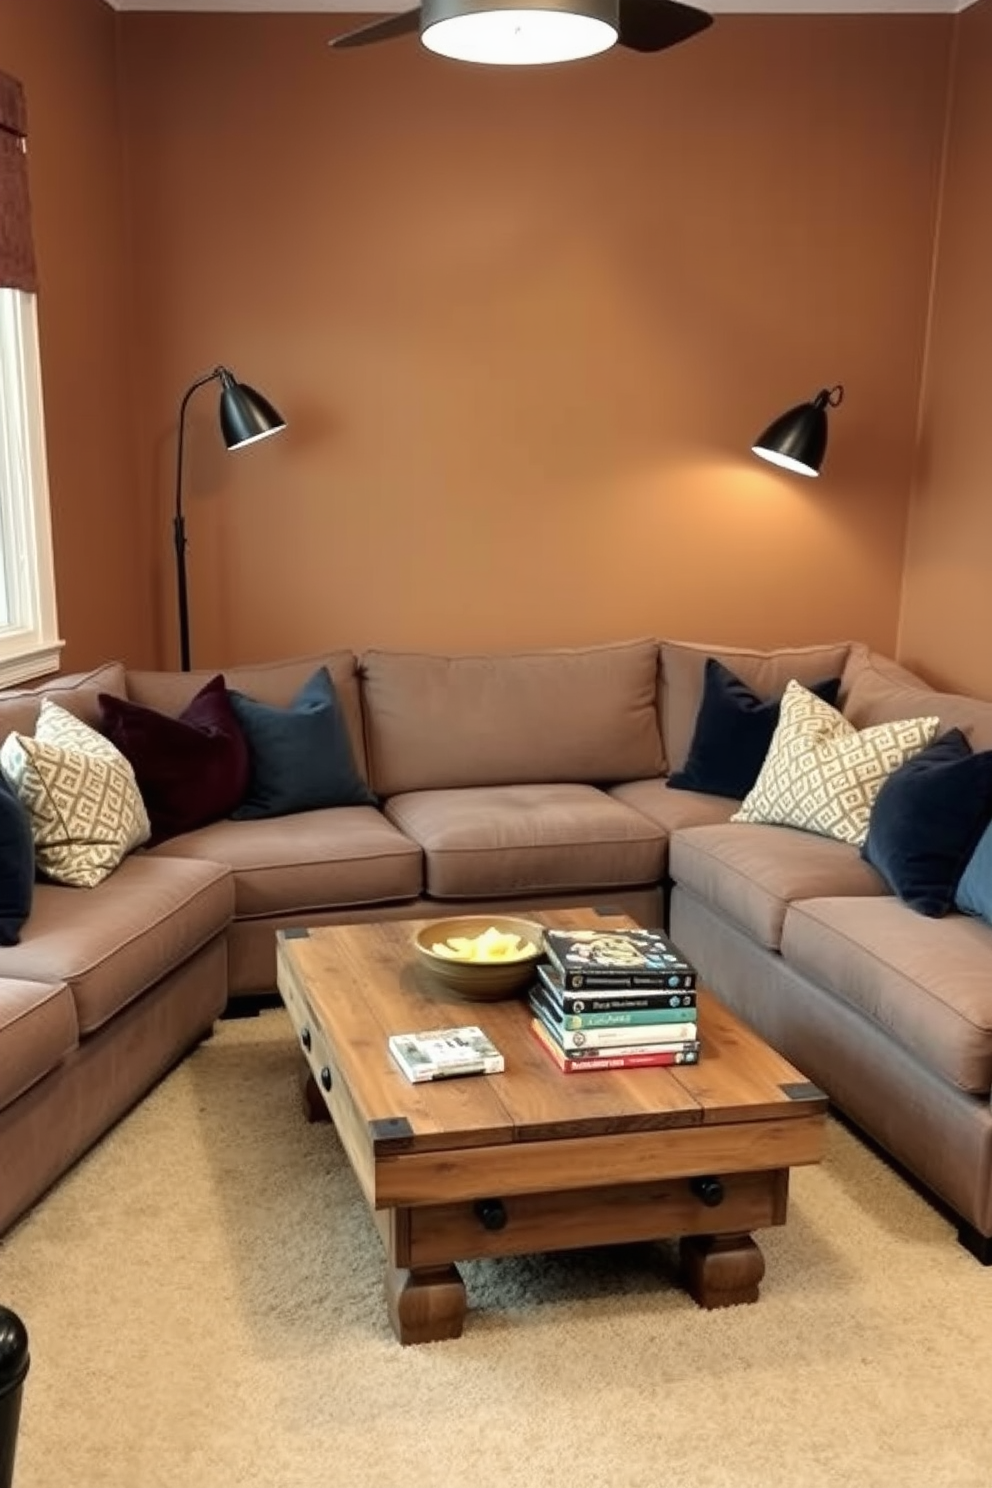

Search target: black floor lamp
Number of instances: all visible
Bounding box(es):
[173,366,286,671]
[0,1306,28,1488]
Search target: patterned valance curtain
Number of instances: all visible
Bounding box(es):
[0,70,37,293]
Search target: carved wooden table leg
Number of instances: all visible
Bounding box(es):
[298,1065,330,1124]
[680,1233,766,1308]
[385,1265,467,1345]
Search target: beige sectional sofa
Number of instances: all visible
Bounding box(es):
[1,637,991,1270]
[664,644,992,1265]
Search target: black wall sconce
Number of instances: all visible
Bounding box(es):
[752,384,844,478]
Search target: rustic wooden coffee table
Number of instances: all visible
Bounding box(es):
[275,909,827,1345]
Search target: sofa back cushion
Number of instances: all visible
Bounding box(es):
[842,649,992,751]
[361,640,664,796]
[659,640,854,775]
[125,652,370,781]
[0,661,127,743]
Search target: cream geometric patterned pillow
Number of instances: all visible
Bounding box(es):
[35,700,150,846]
[732,680,940,847]
[0,700,150,887]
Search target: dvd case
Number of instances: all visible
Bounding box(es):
[388,1026,505,1083]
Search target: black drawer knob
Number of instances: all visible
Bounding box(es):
[474,1198,508,1232]
[691,1175,724,1208]
[301,1028,311,1052]
[320,1066,332,1092]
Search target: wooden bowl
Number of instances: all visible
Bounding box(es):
[413,916,546,1001]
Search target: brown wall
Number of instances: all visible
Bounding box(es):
[117,12,950,670]
[0,0,156,672]
[898,0,992,699]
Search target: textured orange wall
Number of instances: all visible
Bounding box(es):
[118,12,950,670]
[0,0,156,672]
[898,0,992,698]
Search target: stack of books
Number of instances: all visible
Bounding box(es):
[529,927,701,1074]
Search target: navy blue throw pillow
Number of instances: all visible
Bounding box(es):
[0,772,35,945]
[861,728,992,917]
[229,667,376,820]
[667,659,842,801]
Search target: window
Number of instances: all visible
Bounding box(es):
[0,286,61,684]
[0,69,62,687]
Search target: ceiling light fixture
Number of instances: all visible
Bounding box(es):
[421,0,618,64]
[328,0,712,66]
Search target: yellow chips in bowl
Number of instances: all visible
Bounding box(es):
[430,925,539,964]
[413,916,545,1001]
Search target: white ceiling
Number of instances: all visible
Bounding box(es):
[102,0,978,13]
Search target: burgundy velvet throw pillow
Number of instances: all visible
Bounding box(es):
[98,675,250,843]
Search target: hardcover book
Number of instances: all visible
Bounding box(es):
[543,928,698,991]
[388,1026,505,1083]
[536,963,698,1017]
[530,1017,701,1074]
[529,984,697,1050]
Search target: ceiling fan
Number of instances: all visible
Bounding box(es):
[328,0,713,66]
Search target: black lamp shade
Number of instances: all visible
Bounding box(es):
[219,374,286,450]
[752,385,842,479]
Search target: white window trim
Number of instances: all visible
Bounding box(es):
[0,289,63,688]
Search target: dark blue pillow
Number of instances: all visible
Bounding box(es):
[0,772,34,945]
[667,659,842,801]
[229,667,376,820]
[861,729,992,917]
[957,819,992,924]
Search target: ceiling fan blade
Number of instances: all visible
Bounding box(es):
[617,0,712,53]
[328,9,422,49]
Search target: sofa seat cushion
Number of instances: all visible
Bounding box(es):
[384,784,666,899]
[0,978,78,1108]
[149,806,422,919]
[0,855,233,1036]
[669,821,887,950]
[781,897,992,1094]
[609,779,739,869]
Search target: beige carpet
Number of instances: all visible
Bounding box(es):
[2,1009,991,1488]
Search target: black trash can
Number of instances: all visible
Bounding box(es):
[0,1308,29,1488]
